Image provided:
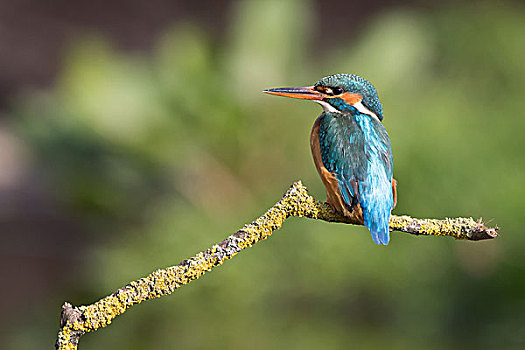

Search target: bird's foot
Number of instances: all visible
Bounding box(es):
[324,200,337,213]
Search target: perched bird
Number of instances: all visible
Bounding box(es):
[264,74,397,245]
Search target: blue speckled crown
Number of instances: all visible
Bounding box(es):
[314,74,384,120]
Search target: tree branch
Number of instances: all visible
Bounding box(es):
[56,181,498,349]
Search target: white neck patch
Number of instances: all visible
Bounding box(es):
[315,99,380,120]
[314,100,339,113]
[352,101,380,120]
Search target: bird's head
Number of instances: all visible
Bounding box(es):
[264,73,384,121]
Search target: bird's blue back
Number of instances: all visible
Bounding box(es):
[318,111,394,245]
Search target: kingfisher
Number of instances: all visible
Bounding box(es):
[264,74,397,245]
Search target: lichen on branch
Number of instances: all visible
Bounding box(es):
[56,181,498,350]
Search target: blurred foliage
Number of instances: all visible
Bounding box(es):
[6,0,525,349]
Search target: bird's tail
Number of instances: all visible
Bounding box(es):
[360,180,393,245]
[364,209,391,245]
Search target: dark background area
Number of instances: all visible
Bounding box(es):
[1,1,524,349]
[0,0,433,103]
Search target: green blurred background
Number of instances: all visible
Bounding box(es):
[1,0,524,349]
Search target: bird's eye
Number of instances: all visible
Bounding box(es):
[316,86,343,96]
[332,87,343,95]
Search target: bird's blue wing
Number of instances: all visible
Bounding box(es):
[318,113,367,210]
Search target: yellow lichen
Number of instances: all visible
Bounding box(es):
[56,181,495,349]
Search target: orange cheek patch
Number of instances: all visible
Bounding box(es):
[341,92,363,105]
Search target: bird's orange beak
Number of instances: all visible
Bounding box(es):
[263,86,324,100]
